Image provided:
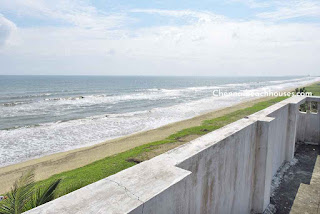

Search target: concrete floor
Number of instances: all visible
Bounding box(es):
[269,144,320,214]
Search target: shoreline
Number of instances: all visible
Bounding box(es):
[0,81,318,193]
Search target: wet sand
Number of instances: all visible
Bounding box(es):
[0,82,317,193]
[0,96,273,193]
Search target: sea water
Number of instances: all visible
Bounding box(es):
[0,75,319,167]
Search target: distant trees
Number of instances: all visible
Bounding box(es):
[295,87,306,94]
[295,87,318,113]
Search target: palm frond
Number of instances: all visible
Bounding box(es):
[15,171,35,212]
[27,179,61,209]
[0,171,62,214]
[0,170,34,214]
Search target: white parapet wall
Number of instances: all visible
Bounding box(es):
[25,96,320,214]
[296,97,320,145]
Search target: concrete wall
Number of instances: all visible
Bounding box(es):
[26,96,320,214]
[296,97,320,145]
[267,105,289,176]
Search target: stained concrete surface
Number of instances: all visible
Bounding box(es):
[25,96,319,214]
[270,144,320,214]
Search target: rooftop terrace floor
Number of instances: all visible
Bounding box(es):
[269,144,320,214]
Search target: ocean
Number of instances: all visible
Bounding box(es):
[0,75,319,167]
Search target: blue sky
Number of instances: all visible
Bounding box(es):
[0,0,320,76]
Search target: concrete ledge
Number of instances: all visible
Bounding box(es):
[290,184,320,214]
[291,156,320,214]
[26,96,320,214]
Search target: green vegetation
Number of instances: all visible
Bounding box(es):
[31,96,288,199]
[304,82,320,96]
[2,81,319,211]
[297,82,320,112]
[0,171,61,214]
[295,87,306,94]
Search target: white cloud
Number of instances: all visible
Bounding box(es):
[228,0,271,8]
[130,9,226,24]
[0,1,320,76]
[257,0,320,20]
[0,14,16,47]
[0,0,130,30]
[230,0,320,21]
[3,16,320,76]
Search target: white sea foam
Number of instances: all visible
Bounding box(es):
[0,92,179,118]
[0,77,319,167]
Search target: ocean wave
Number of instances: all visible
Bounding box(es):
[1,101,32,107]
[2,91,182,109]
[268,77,306,84]
[1,76,320,167]
[1,77,318,120]
[0,93,243,166]
[2,93,54,100]
[0,80,282,109]
[144,84,242,93]
[44,96,85,101]
[3,124,41,131]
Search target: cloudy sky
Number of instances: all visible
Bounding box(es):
[0,0,319,76]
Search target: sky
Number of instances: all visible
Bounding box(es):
[0,0,320,76]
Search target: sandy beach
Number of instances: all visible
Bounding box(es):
[0,82,318,194]
[0,96,273,193]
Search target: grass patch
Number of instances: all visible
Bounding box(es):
[305,82,320,96]
[17,80,320,204]
[34,96,289,199]
[5,81,319,213]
